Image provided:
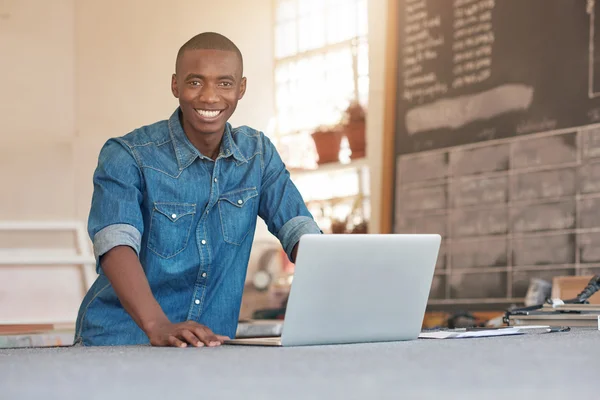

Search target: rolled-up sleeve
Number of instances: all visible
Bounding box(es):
[87,139,145,272]
[258,134,322,261]
[277,216,322,260]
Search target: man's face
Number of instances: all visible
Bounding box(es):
[171,49,246,137]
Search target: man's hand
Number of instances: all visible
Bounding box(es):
[146,320,230,348]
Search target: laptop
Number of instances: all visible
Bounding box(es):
[225,233,441,347]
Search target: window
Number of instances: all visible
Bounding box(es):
[272,0,369,170]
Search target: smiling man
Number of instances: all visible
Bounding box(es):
[74,32,321,347]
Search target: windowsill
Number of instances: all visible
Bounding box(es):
[289,157,369,177]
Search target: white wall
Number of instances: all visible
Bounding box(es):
[0,0,76,222]
[0,0,275,324]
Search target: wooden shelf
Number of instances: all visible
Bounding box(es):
[289,157,369,177]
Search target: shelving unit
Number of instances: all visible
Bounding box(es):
[290,157,370,234]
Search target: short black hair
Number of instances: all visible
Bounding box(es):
[176,32,243,75]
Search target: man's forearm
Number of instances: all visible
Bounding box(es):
[291,242,299,263]
[100,246,169,334]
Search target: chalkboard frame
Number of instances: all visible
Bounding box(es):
[381,0,400,234]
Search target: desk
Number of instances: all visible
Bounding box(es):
[1,328,599,399]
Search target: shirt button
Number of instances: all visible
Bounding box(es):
[201,272,207,278]
[237,199,243,205]
[195,299,200,305]
[214,178,218,183]
[171,214,177,219]
[201,239,207,245]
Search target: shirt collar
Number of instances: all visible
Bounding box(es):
[168,108,247,170]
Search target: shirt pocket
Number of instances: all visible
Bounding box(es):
[148,202,196,258]
[218,187,259,245]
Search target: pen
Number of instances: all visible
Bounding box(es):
[545,326,570,333]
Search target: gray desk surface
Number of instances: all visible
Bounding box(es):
[1,328,599,399]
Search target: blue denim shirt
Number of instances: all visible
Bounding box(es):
[75,108,321,346]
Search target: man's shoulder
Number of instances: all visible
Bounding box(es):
[97,119,171,166]
[231,125,263,141]
[230,125,272,158]
[117,119,171,148]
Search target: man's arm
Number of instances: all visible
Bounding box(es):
[257,133,322,261]
[100,246,168,336]
[100,246,228,347]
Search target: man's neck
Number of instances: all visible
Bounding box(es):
[183,123,224,161]
[187,133,222,161]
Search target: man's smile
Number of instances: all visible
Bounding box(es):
[195,108,223,121]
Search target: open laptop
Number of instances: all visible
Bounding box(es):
[225,233,441,347]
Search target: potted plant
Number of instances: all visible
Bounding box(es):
[311,125,342,165]
[339,101,366,160]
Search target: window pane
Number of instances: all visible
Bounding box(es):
[277,0,297,22]
[277,109,293,134]
[298,12,325,52]
[327,3,357,44]
[273,0,369,138]
[326,47,352,71]
[327,0,355,8]
[358,76,369,106]
[288,60,300,81]
[358,0,368,36]
[325,48,354,118]
[299,0,324,16]
[276,84,290,112]
[277,132,317,169]
[275,63,289,83]
[357,41,369,76]
[275,21,297,59]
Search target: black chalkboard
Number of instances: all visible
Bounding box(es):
[395,0,600,155]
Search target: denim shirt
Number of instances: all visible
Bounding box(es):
[75,108,321,346]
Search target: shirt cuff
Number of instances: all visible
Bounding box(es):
[277,216,322,261]
[93,223,142,264]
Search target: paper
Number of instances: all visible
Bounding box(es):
[419,327,524,339]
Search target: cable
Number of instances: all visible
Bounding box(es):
[564,275,600,304]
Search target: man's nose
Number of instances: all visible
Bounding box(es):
[199,84,219,103]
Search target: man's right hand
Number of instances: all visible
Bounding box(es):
[146,320,230,348]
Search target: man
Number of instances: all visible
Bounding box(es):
[74,32,321,347]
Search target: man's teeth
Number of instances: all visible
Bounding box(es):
[196,109,220,118]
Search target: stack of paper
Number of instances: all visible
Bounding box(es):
[419,327,524,339]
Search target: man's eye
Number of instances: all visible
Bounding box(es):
[190,81,201,86]
[219,82,233,87]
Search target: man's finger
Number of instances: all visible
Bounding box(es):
[192,327,221,347]
[168,335,187,348]
[216,334,231,342]
[181,329,204,347]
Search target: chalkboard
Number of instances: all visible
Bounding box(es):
[382,0,600,309]
[395,0,600,155]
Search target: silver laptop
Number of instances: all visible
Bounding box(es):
[225,233,441,347]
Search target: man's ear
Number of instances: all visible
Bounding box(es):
[171,74,179,98]
[238,77,247,100]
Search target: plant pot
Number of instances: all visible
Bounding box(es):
[343,120,366,159]
[311,129,341,164]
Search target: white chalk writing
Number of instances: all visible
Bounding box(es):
[402,0,448,103]
[452,0,496,89]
